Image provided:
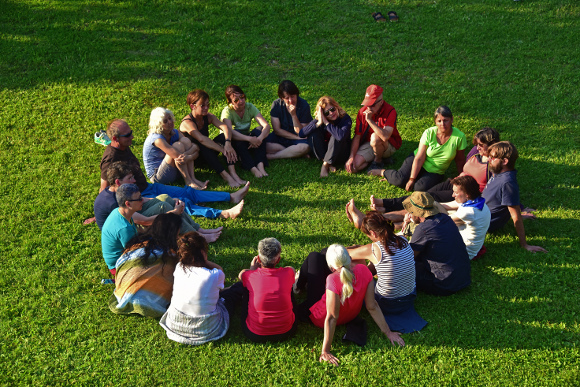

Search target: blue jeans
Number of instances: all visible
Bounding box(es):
[142,183,230,219]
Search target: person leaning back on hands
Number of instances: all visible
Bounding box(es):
[346,84,402,174]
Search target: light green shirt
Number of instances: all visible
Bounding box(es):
[220,102,261,135]
[415,126,467,174]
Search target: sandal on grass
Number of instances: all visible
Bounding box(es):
[388,11,399,22]
[372,12,387,22]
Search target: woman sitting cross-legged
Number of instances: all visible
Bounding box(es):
[299,96,352,177]
[109,213,181,318]
[159,231,236,345]
[220,85,270,178]
[294,244,404,366]
[346,212,427,333]
[143,107,208,190]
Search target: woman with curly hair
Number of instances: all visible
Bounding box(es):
[143,107,208,190]
[299,96,352,177]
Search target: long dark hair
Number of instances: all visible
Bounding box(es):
[123,213,181,266]
[361,211,408,255]
[177,231,210,270]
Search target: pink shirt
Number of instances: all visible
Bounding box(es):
[309,264,373,328]
[241,267,295,336]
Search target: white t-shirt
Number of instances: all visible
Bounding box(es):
[170,264,225,316]
[455,203,491,259]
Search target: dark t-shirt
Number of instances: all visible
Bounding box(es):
[100,145,149,192]
[94,187,119,230]
[270,97,313,133]
[482,170,520,233]
[411,213,471,293]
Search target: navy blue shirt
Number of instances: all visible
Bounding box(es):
[270,96,313,133]
[94,187,119,230]
[482,170,520,233]
[299,114,352,142]
[411,213,471,293]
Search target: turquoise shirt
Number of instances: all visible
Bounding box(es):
[101,209,138,269]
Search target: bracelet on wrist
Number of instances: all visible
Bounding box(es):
[225,139,231,142]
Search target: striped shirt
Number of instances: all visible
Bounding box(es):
[373,240,416,299]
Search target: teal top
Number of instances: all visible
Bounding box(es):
[415,126,467,174]
[101,209,138,270]
[220,102,261,135]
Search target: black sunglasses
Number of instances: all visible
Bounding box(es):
[119,130,133,138]
[323,106,336,117]
[127,196,143,202]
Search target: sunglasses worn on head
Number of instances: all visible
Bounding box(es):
[119,130,133,138]
[323,106,336,117]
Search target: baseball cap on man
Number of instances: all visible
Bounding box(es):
[361,84,383,106]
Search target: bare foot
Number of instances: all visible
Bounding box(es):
[320,164,329,178]
[189,180,209,190]
[251,167,265,178]
[257,164,269,177]
[370,195,385,213]
[232,173,247,186]
[230,181,250,203]
[329,165,337,173]
[367,168,386,177]
[198,227,223,234]
[220,200,244,219]
[201,232,221,243]
[346,199,364,229]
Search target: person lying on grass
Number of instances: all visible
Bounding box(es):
[299,96,352,177]
[94,161,222,242]
[109,213,180,318]
[220,84,270,178]
[238,237,297,343]
[100,119,248,220]
[143,107,208,190]
[180,89,245,187]
[160,231,238,346]
[294,244,404,366]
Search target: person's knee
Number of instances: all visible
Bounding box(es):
[369,133,384,150]
[156,201,173,213]
[296,143,310,155]
[173,142,185,154]
[180,137,193,149]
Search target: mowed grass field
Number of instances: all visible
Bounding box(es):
[1,0,579,385]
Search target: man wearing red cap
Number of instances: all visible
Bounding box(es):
[345,85,402,173]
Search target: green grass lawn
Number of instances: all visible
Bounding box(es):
[1,0,579,385]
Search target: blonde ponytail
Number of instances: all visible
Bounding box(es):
[326,244,355,304]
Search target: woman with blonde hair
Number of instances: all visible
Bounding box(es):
[294,244,404,366]
[299,96,352,177]
[143,107,208,190]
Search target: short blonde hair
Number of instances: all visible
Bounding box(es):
[315,96,346,119]
[148,107,175,135]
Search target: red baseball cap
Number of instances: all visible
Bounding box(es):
[361,84,383,106]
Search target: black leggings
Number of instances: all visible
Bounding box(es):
[383,154,445,192]
[295,250,332,321]
[230,128,268,170]
[381,179,454,212]
[307,130,351,166]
